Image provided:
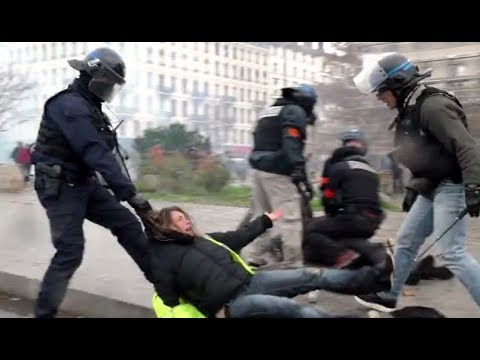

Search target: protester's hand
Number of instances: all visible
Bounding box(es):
[304,180,314,201]
[127,193,153,213]
[265,209,283,222]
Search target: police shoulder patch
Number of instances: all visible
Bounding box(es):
[259,106,284,118]
[346,160,377,174]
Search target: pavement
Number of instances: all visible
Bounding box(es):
[0,188,479,317]
[0,291,79,318]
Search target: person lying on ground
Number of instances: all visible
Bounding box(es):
[142,206,394,318]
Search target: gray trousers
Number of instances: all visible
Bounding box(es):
[242,169,303,264]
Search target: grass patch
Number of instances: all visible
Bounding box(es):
[142,185,402,212]
[145,185,252,207]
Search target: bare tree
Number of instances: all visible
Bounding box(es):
[0,64,36,132]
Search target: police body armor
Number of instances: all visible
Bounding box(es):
[392,86,464,184]
[34,87,121,183]
[322,152,381,216]
[249,101,306,176]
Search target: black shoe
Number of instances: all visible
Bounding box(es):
[354,293,397,313]
[375,252,394,291]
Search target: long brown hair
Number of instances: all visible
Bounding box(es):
[144,206,199,236]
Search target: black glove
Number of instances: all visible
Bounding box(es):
[304,180,314,201]
[291,167,307,185]
[127,193,153,213]
[465,184,480,217]
[402,188,418,212]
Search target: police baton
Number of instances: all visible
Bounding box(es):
[415,207,469,261]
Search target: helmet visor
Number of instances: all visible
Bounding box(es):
[88,64,125,102]
[353,61,388,94]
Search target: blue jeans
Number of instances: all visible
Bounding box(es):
[227,266,387,318]
[381,181,480,306]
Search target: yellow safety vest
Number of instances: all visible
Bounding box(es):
[152,234,255,318]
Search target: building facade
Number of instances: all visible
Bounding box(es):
[3,42,331,156]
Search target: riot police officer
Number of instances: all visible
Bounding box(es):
[352,53,480,312]
[31,47,153,318]
[243,84,317,268]
[303,129,386,269]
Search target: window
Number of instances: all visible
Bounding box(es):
[134,121,140,138]
[183,100,188,116]
[147,47,153,63]
[182,79,188,93]
[171,99,177,116]
[193,101,199,115]
[224,45,229,57]
[215,43,220,55]
[224,63,228,77]
[233,47,237,59]
[159,49,165,64]
[215,61,219,76]
[41,44,47,61]
[148,72,154,88]
[171,52,177,67]
[171,76,176,91]
[158,75,165,88]
[193,80,199,94]
[182,54,187,69]
[204,82,209,95]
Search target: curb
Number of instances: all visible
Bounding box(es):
[0,271,155,318]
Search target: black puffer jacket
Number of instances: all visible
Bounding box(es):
[149,214,273,318]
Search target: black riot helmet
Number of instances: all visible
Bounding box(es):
[353,53,432,102]
[339,128,368,154]
[281,84,318,124]
[68,47,126,102]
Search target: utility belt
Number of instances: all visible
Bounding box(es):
[35,163,89,197]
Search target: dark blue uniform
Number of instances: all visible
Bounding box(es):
[32,79,151,318]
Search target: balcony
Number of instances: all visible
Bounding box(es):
[158,85,174,94]
[221,95,237,103]
[254,100,267,107]
[222,117,236,124]
[191,115,206,122]
[192,90,208,99]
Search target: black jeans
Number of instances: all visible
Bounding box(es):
[303,214,385,267]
